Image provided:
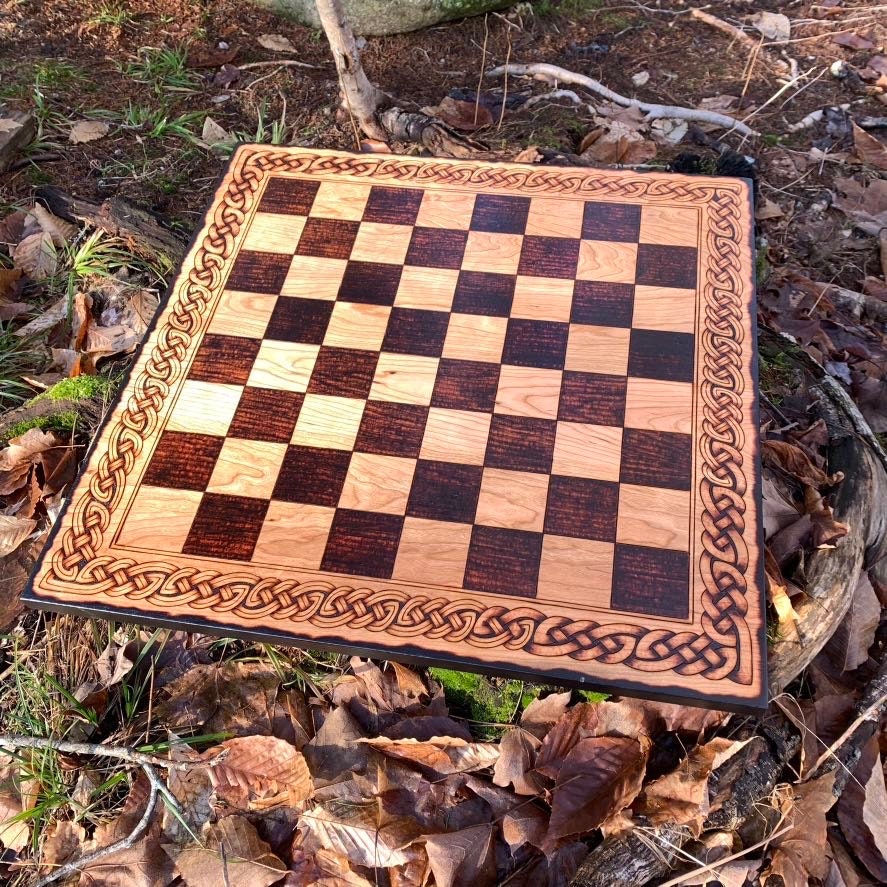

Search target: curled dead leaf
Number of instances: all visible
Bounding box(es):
[358,735,499,776]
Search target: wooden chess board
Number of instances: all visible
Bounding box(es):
[26,147,765,710]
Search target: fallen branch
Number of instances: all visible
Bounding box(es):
[485,63,756,136]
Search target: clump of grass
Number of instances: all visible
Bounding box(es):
[119,103,204,140]
[86,2,135,26]
[124,45,201,94]
[0,325,45,411]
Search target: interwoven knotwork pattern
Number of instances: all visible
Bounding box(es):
[41,149,753,685]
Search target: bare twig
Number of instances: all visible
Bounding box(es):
[787,103,851,132]
[238,59,318,70]
[486,62,755,136]
[689,8,761,52]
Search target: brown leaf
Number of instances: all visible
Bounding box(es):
[30,204,78,246]
[822,571,880,671]
[40,819,86,872]
[258,33,297,52]
[762,439,842,488]
[520,690,571,739]
[580,123,657,165]
[205,735,313,809]
[304,705,368,788]
[493,728,544,795]
[389,661,428,700]
[358,735,498,776]
[167,815,286,887]
[69,120,110,144]
[502,801,548,851]
[833,176,887,237]
[837,736,887,881]
[429,97,493,132]
[851,123,887,171]
[12,230,56,280]
[0,210,27,248]
[0,754,28,852]
[0,428,60,496]
[544,736,647,850]
[299,802,419,868]
[156,661,280,736]
[832,32,876,50]
[500,841,586,887]
[756,197,785,220]
[161,743,213,843]
[798,694,854,778]
[0,515,36,558]
[635,737,749,836]
[514,146,543,163]
[423,823,496,887]
[287,847,375,886]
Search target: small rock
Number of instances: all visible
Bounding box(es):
[218,40,229,50]
[631,70,650,87]
[830,60,848,78]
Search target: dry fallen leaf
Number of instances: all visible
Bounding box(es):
[0,754,28,852]
[423,823,496,887]
[0,428,60,496]
[750,11,791,42]
[429,96,493,131]
[756,197,785,220]
[580,122,657,165]
[200,115,235,151]
[39,819,86,873]
[0,514,36,558]
[832,32,876,51]
[492,727,544,796]
[30,204,78,246]
[12,230,56,280]
[358,735,499,776]
[257,33,297,53]
[823,571,880,671]
[837,736,887,881]
[851,123,887,171]
[69,119,110,144]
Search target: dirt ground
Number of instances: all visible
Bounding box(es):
[0,1,886,886]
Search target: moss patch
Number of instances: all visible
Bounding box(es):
[3,410,79,439]
[33,375,114,404]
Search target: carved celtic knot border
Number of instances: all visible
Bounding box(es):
[37,148,756,687]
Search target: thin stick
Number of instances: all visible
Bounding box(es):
[690,7,760,53]
[498,28,512,131]
[238,59,318,70]
[475,14,489,127]
[32,772,160,887]
[486,62,755,135]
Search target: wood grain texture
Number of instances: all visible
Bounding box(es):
[27,147,764,710]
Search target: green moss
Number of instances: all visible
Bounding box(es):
[430,668,538,736]
[33,375,114,404]
[4,410,79,439]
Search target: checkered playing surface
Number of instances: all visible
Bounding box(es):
[122,176,702,621]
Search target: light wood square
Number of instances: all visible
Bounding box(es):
[370,353,440,405]
[442,313,507,363]
[207,438,288,499]
[525,198,585,238]
[167,379,241,436]
[241,213,305,254]
[476,468,549,532]
[632,285,697,333]
[537,535,614,608]
[415,190,475,230]
[461,231,523,275]
[565,324,630,375]
[310,181,371,220]
[617,483,691,551]
[495,365,561,420]
[324,302,391,351]
[280,256,347,299]
[118,486,202,551]
[577,240,637,283]
[291,394,366,450]
[248,341,319,392]
[350,222,413,264]
[420,407,491,465]
[208,290,277,339]
[639,205,699,248]
[553,422,623,482]
[394,266,459,311]
[393,517,472,587]
[253,501,335,569]
[511,276,574,322]
[339,452,416,515]
[624,377,693,435]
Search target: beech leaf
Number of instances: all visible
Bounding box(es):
[358,735,499,776]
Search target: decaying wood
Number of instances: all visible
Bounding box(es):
[378,107,487,156]
[0,397,99,441]
[35,186,186,264]
[486,63,756,136]
[0,108,36,173]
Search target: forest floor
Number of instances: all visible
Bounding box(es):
[0,1,886,886]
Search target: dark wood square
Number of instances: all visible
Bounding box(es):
[406,227,468,270]
[582,202,641,242]
[620,429,693,491]
[382,308,450,357]
[272,445,352,507]
[338,261,403,305]
[265,297,334,344]
[406,460,482,524]
[470,194,531,234]
[485,415,556,474]
[611,544,690,619]
[636,244,698,289]
[363,186,424,225]
[30,149,763,711]
[559,371,627,426]
[183,494,269,561]
[143,431,224,491]
[432,359,500,412]
[229,388,305,443]
[321,509,404,579]
[502,319,569,370]
[296,217,360,260]
[189,334,260,385]
[572,281,635,327]
[258,177,319,215]
[517,236,580,279]
[355,401,429,457]
[464,526,543,598]
[307,347,378,398]
[544,476,618,542]
[226,250,292,294]
[452,271,516,317]
[628,329,695,383]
